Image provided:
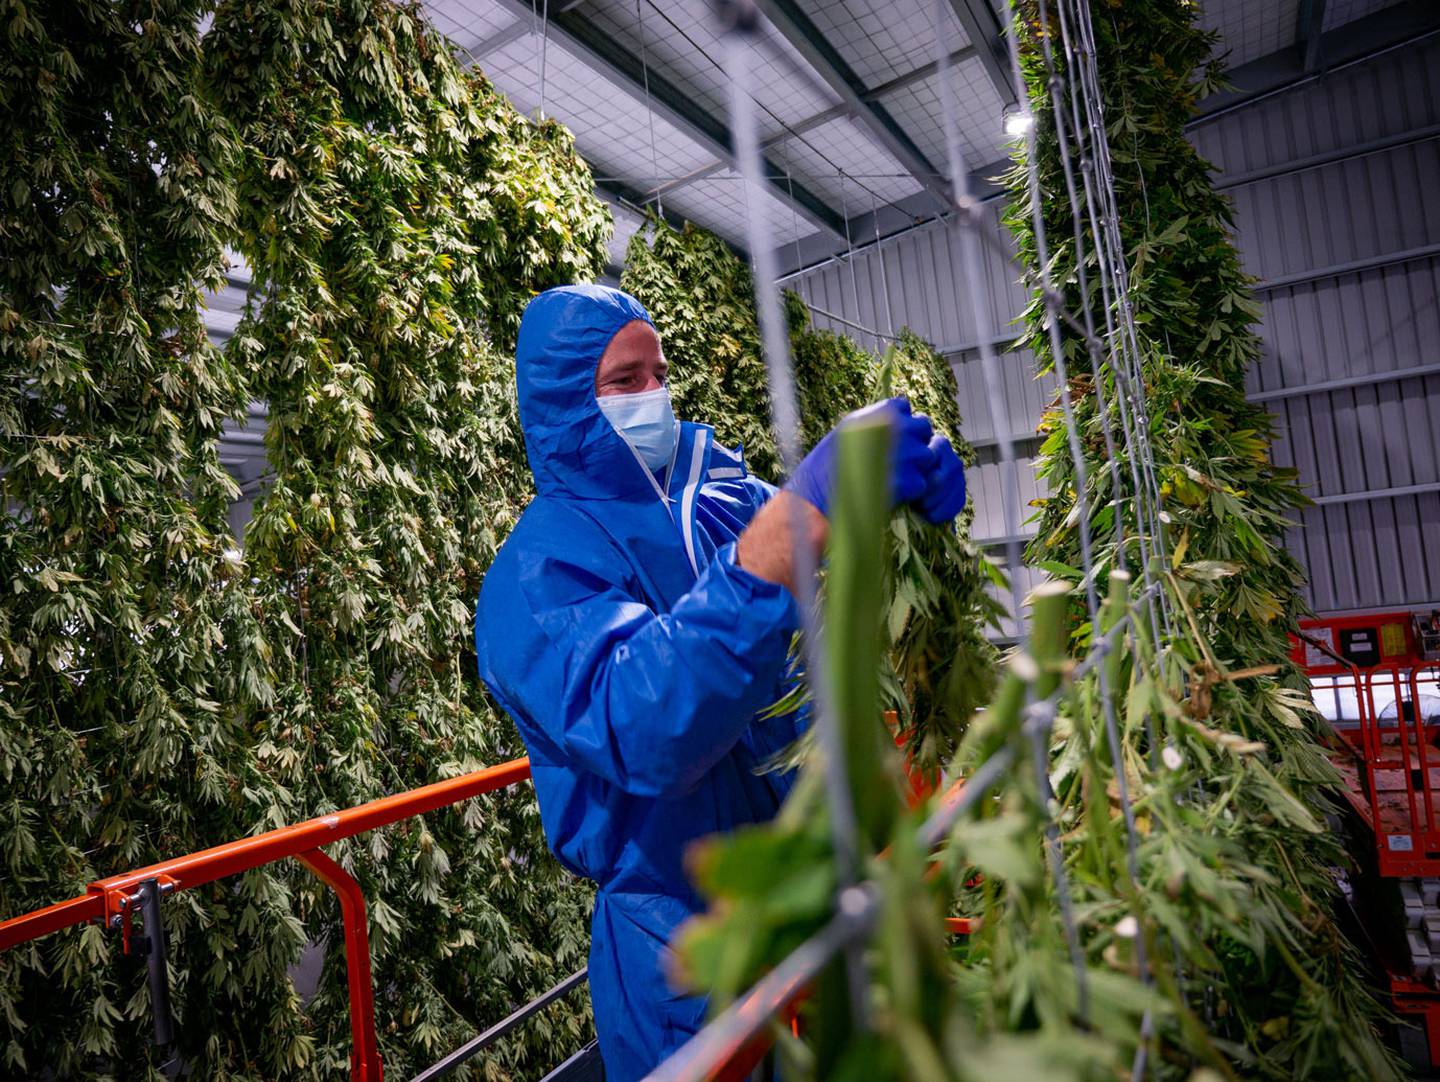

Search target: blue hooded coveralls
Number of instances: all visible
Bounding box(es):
[474,285,809,1080]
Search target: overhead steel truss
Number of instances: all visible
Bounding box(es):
[755,0,952,211]
[489,0,849,238]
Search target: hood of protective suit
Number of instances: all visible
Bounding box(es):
[516,284,663,501]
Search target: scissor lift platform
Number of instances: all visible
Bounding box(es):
[1296,610,1440,1068]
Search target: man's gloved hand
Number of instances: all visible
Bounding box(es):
[784,397,940,518]
[918,435,967,523]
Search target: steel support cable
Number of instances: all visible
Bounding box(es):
[1049,0,1171,774]
[1049,0,1172,648]
[1030,0,1157,900]
[870,190,896,337]
[934,0,1114,1020]
[1062,0,1176,708]
[534,0,550,119]
[1071,6,1176,651]
[930,0,1027,634]
[721,16,869,1032]
[636,0,664,213]
[1004,6,1155,1051]
[1023,0,1127,571]
[1047,8,1178,1073]
[783,137,806,276]
[1047,0,1159,536]
[1066,0,1171,563]
[840,183,871,352]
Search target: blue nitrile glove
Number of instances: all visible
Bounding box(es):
[784,397,936,517]
[917,435,967,523]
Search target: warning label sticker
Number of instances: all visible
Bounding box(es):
[1381,622,1407,658]
[1304,627,1336,669]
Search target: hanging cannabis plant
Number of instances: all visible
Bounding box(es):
[1004,0,1397,1075]
[207,0,608,1076]
[0,2,300,1075]
[784,300,1003,770]
[4,0,611,1077]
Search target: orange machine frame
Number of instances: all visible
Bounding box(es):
[1294,610,1440,1066]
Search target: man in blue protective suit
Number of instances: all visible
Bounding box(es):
[474,284,967,1080]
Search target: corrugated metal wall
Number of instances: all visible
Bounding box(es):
[786,33,1440,618]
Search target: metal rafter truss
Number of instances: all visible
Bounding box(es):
[755,0,952,210]
[947,0,1018,105]
[491,0,848,238]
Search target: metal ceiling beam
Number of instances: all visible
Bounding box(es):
[945,0,1017,106]
[1193,5,1440,123]
[460,2,587,61]
[492,0,847,239]
[1297,0,1330,72]
[754,0,951,212]
[644,46,975,204]
[595,178,751,263]
[464,19,531,61]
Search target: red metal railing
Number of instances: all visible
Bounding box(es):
[0,757,534,1082]
[1,740,982,1081]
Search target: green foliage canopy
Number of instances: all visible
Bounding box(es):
[2,1,610,1077]
[1004,1,1396,1076]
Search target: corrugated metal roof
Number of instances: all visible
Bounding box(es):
[772,118,924,212]
[656,168,815,248]
[479,30,720,188]
[413,0,1419,259]
[426,0,514,52]
[1198,0,1305,69]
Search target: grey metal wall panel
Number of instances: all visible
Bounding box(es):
[787,33,1440,617]
[1190,35,1440,175]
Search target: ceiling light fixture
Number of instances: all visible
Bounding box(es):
[1004,109,1035,138]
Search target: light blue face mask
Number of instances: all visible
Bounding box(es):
[597,386,678,473]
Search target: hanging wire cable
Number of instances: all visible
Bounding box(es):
[532,0,550,119]
[869,191,896,337]
[719,3,869,1033]
[1006,8,1158,1069]
[1056,0,1176,646]
[635,0,664,214]
[838,182,872,351]
[782,136,806,274]
[929,0,1026,635]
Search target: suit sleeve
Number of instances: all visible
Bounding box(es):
[478,535,799,799]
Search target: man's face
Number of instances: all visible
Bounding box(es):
[595,320,668,397]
